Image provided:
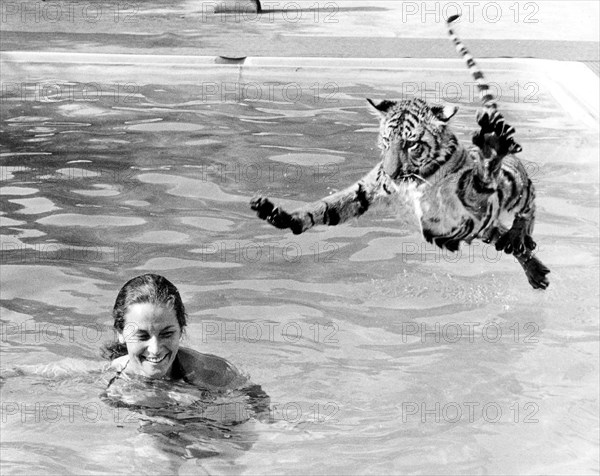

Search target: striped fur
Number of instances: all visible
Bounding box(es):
[250,22,549,289]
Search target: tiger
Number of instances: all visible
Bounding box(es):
[250,15,550,290]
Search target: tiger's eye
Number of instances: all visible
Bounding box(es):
[408,142,422,153]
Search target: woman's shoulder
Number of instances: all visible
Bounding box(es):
[177,348,247,389]
[110,355,129,372]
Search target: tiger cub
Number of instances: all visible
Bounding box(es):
[250,17,550,290]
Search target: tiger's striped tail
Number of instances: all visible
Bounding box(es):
[447,14,496,113]
[446,14,522,154]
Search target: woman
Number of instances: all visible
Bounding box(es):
[102,274,269,468]
[103,273,246,391]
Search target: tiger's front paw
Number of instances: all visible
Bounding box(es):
[250,197,303,234]
[473,110,522,156]
[495,227,536,255]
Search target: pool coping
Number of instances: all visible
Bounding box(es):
[1,51,596,69]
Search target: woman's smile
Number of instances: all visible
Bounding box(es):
[143,354,168,364]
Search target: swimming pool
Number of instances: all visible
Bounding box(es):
[1,52,598,474]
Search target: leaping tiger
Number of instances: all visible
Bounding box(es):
[250,15,550,290]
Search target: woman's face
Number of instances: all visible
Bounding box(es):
[119,302,181,378]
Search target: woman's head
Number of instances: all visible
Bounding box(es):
[112,274,187,333]
[103,274,187,378]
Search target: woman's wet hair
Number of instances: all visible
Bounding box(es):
[101,274,187,360]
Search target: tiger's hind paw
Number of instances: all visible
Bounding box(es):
[521,255,550,290]
[250,196,303,234]
[495,227,536,255]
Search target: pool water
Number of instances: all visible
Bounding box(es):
[1,55,598,475]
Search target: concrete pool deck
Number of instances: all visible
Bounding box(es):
[1,1,598,64]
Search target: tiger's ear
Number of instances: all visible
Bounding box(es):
[431,104,458,122]
[367,98,396,117]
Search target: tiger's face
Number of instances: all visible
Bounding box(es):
[367,98,458,180]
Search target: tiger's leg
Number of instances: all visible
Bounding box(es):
[250,164,394,235]
[472,111,537,254]
[483,224,549,289]
[495,166,538,254]
[496,211,537,254]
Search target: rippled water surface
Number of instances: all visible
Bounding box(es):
[1,61,598,475]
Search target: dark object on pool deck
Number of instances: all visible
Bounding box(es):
[214,0,261,13]
[216,56,247,64]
